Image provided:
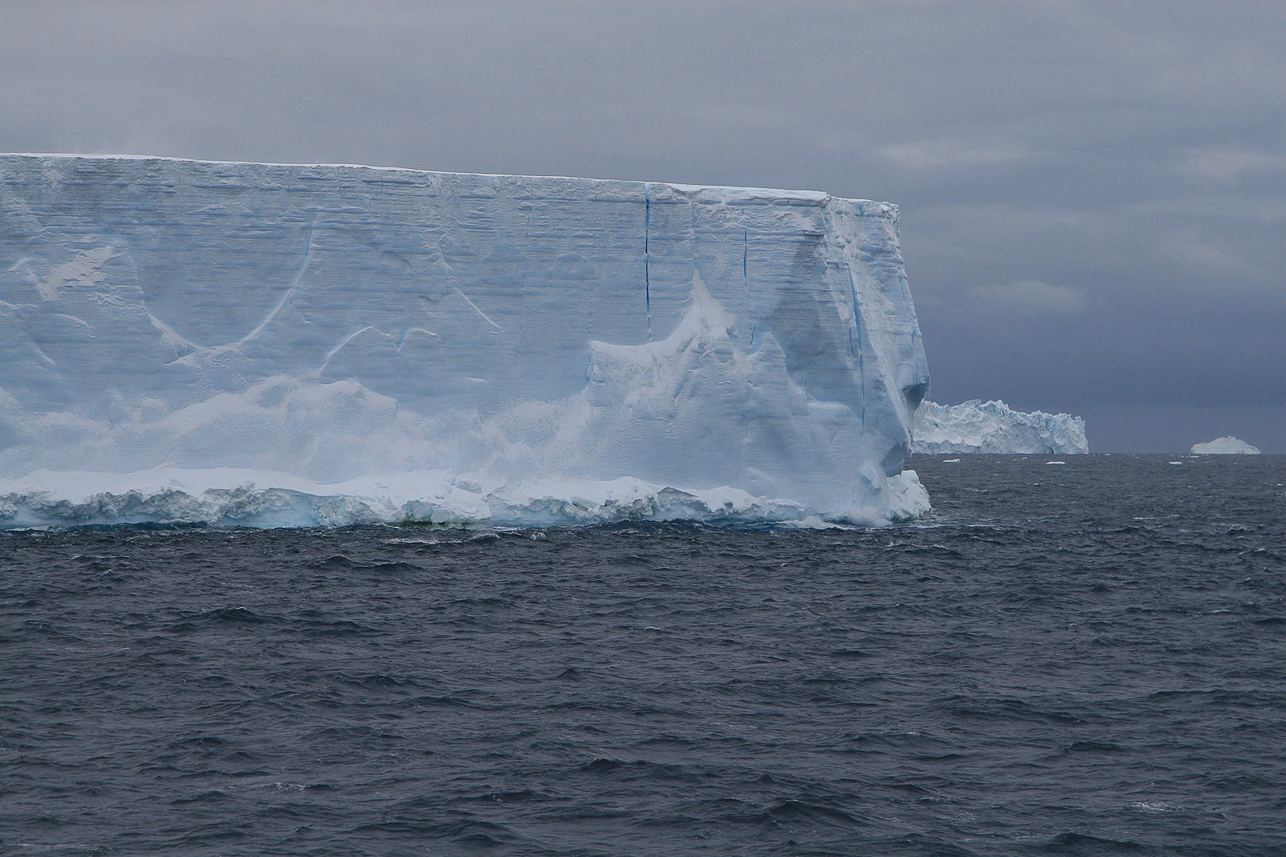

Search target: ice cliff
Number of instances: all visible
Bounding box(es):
[912,399,1088,455]
[0,154,930,528]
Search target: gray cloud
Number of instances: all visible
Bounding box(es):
[2,0,1283,450]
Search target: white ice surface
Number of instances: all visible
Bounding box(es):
[0,154,930,528]
[912,399,1088,455]
[1190,436,1261,455]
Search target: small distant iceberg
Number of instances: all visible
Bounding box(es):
[912,399,1088,455]
[1190,436,1261,455]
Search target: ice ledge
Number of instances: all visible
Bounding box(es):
[0,468,930,530]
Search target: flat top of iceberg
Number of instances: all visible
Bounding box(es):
[5,152,884,210]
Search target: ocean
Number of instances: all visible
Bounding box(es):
[2,454,1284,855]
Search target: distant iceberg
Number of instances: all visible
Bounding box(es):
[1190,436,1261,455]
[912,399,1088,454]
[0,154,931,528]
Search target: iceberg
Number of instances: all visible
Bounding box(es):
[1190,436,1261,455]
[912,399,1088,454]
[0,154,930,528]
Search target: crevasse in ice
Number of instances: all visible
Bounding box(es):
[0,155,930,527]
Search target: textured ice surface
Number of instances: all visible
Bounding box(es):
[1191,436,1261,455]
[913,399,1088,455]
[0,154,929,528]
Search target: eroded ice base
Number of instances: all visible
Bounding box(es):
[0,467,930,529]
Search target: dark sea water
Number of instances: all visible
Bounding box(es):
[3,454,1285,856]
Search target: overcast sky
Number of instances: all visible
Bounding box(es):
[3,0,1283,451]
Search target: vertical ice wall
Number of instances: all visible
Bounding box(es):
[0,155,930,526]
[912,400,1089,454]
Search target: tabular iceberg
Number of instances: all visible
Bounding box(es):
[0,154,930,528]
[1190,436,1261,455]
[912,399,1088,455]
